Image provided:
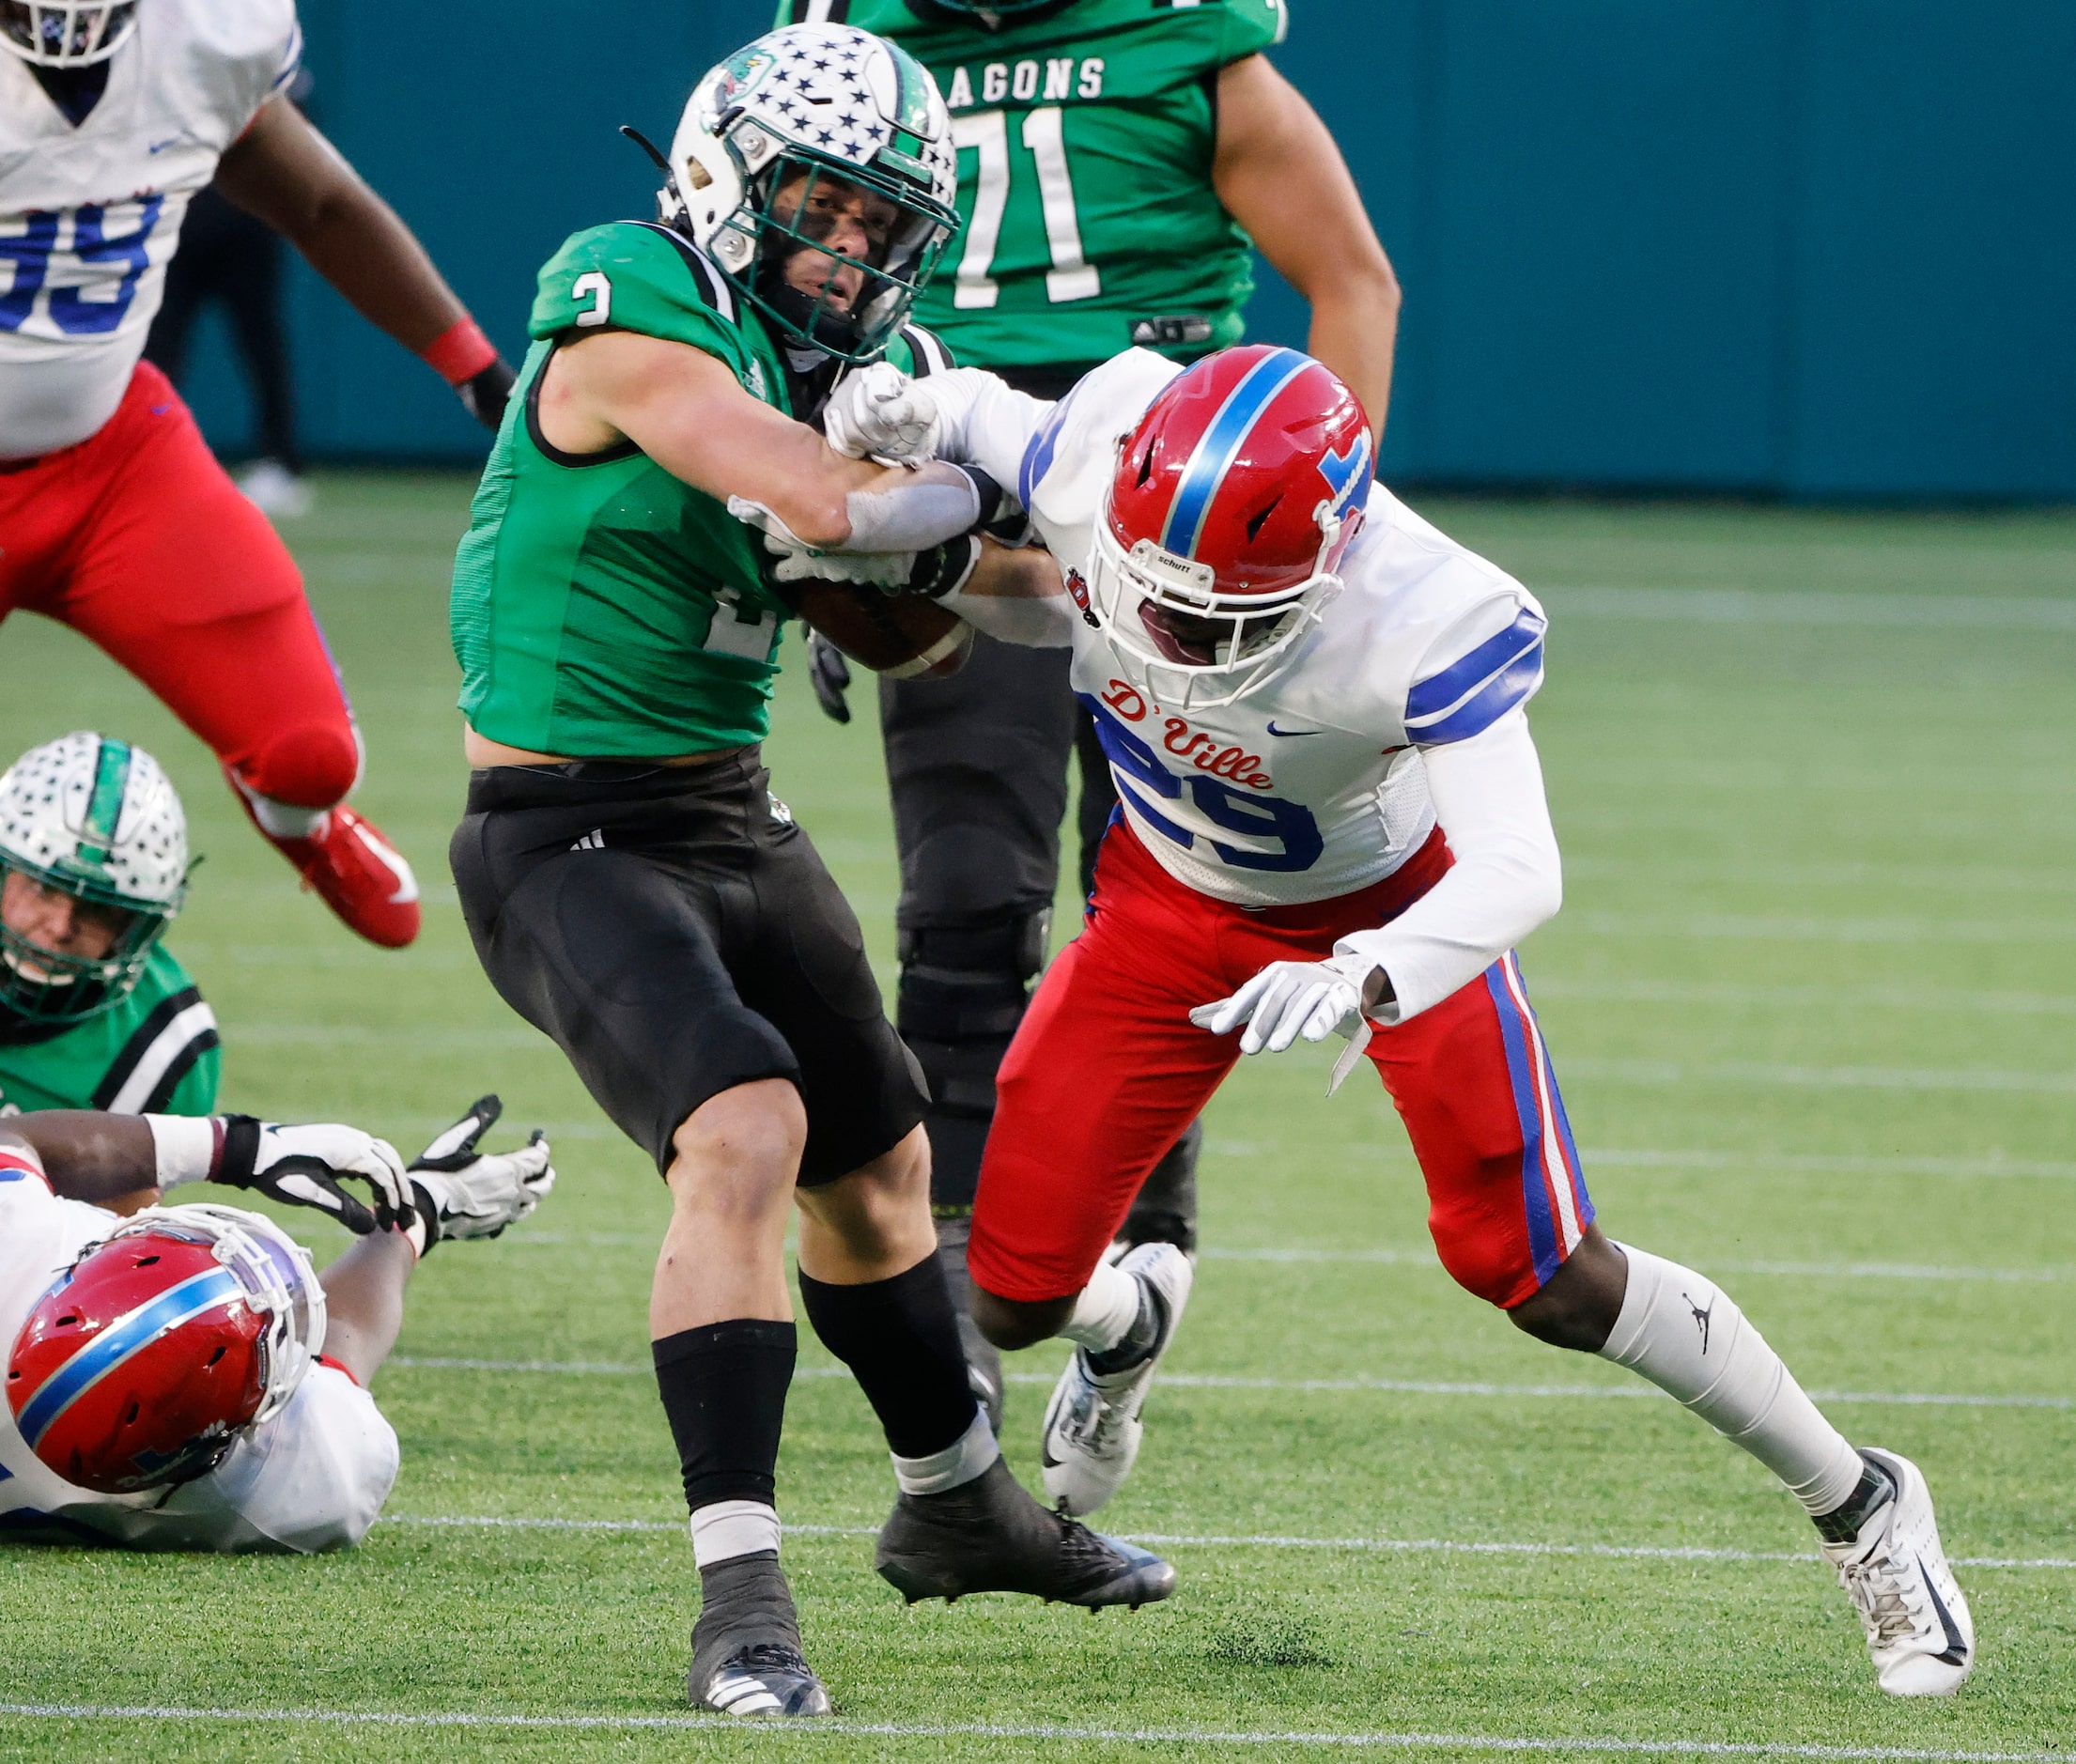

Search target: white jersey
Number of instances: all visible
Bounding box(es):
[0,1,301,457]
[968,348,1548,911]
[0,1161,397,1552]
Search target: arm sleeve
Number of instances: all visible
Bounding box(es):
[938,579,1078,649]
[1331,707,1562,1024]
[904,368,1054,504]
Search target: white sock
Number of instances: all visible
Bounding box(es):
[244,790,331,841]
[1061,1259,1139,1354]
[689,1499,782,1567]
[891,1406,999,1495]
[1600,1244,1864,1517]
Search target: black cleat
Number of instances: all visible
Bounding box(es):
[689,1553,830,1718]
[874,1458,1176,1610]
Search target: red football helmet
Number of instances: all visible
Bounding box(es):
[1091,344,1372,709]
[6,1202,324,1493]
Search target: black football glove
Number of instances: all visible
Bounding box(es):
[805,629,853,724]
[212,1115,412,1235]
[457,358,517,432]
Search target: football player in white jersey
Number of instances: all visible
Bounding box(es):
[0,0,517,950]
[808,344,1978,1697]
[0,1096,551,1549]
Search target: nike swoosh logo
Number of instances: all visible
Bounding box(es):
[147,137,179,153]
[1265,721,1321,737]
[1917,1553,1969,1663]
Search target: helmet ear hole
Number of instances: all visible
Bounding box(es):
[1246,495,1282,543]
[1136,438,1157,487]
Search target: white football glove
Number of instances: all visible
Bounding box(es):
[823,362,944,463]
[407,1095,555,1245]
[1189,956,1384,1095]
[212,1117,413,1235]
[723,495,917,588]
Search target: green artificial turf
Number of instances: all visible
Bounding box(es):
[0,478,2070,1761]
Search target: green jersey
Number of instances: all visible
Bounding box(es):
[0,945,219,1117]
[451,222,799,757]
[452,223,953,756]
[790,0,1287,368]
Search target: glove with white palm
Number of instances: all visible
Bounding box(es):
[211,1117,413,1235]
[823,361,946,463]
[1189,955,1391,1095]
[404,1095,554,1250]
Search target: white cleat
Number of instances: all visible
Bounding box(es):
[1822,1447,1974,1696]
[1040,1242,1194,1517]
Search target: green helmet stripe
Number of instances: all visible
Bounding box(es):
[74,737,132,872]
[887,42,937,139]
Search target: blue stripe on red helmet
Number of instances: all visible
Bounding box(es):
[1159,348,1316,562]
[14,1266,243,1448]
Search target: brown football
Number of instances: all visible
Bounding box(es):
[788,580,973,679]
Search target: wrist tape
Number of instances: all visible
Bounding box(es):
[147,1114,224,1189]
[420,316,498,387]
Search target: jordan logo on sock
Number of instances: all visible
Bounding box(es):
[1682,1292,1714,1354]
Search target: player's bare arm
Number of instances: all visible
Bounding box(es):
[1213,54,1401,440]
[215,96,513,427]
[536,331,920,549]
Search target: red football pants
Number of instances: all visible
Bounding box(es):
[0,362,358,809]
[968,820,1594,1310]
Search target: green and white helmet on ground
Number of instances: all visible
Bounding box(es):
[0,733,189,1024]
[665,23,960,364]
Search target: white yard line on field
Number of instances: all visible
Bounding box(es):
[375,1513,2075,1573]
[382,1356,2073,1411]
[2,1703,2069,1759]
[1546,583,2076,631]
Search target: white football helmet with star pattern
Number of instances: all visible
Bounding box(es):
[665,23,959,364]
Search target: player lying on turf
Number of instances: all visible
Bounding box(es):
[1,0,521,949]
[0,1096,551,1549]
[447,23,1170,1722]
[0,733,221,1118]
[813,345,1977,1698]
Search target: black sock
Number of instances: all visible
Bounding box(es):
[653,1321,797,1512]
[798,1256,975,1460]
[1085,1277,1164,1376]
[1813,1455,1896,1544]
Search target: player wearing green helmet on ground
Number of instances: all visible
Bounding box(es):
[776,0,1402,1428]
[0,733,218,1120]
[448,20,1176,1725]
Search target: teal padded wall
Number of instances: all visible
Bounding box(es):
[177,0,2076,498]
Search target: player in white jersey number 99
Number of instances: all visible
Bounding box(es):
[0,1,517,952]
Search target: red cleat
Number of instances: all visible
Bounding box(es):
[239,796,422,949]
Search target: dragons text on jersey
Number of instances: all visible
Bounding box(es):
[782,0,1286,367]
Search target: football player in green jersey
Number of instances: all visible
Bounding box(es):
[448,22,1173,1722]
[778,0,1401,1416]
[0,734,219,1122]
